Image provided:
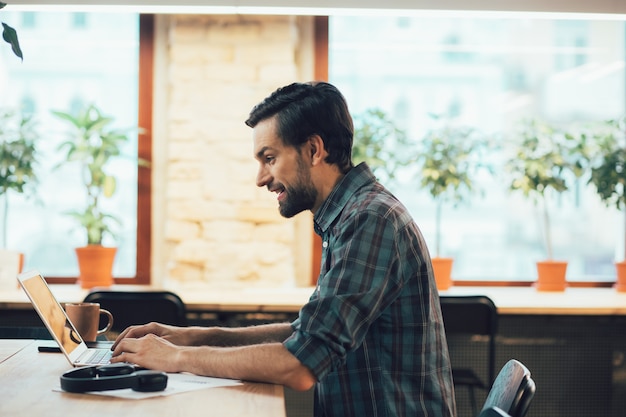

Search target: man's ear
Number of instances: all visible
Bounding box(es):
[308,134,326,165]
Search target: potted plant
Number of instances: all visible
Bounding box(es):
[410,115,491,290]
[0,109,38,277]
[1,2,23,60]
[585,115,626,291]
[505,118,585,291]
[52,103,142,289]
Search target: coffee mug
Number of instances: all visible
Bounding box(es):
[65,302,114,342]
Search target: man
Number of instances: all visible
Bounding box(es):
[112,81,456,417]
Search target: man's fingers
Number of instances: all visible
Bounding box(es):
[109,352,129,363]
[112,324,148,349]
[112,330,130,349]
[111,338,137,357]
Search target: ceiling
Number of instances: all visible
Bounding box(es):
[7,0,626,16]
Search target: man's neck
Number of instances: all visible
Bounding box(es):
[310,164,347,214]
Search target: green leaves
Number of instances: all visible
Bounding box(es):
[0,109,39,248]
[587,116,626,210]
[65,207,121,247]
[0,110,38,196]
[411,116,491,205]
[352,108,410,183]
[505,119,582,201]
[52,104,133,245]
[2,22,22,60]
[1,2,23,60]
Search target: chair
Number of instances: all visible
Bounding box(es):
[0,327,53,339]
[439,295,498,416]
[83,290,187,335]
[477,406,512,417]
[481,359,536,417]
[478,406,511,417]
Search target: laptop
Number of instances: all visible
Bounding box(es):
[17,269,114,367]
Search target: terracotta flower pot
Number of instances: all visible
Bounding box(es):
[535,260,568,292]
[75,246,117,289]
[431,257,454,291]
[615,261,626,292]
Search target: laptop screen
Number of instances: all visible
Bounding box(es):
[18,271,83,356]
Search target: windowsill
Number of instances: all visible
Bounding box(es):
[2,284,626,316]
[438,285,626,315]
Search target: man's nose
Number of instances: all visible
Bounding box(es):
[256,166,271,188]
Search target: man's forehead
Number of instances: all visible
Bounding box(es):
[253,118,282,154]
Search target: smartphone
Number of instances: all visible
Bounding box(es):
[38,340,114,353]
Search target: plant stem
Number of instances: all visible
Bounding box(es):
[542,196,553,260]
[623,209,626,262]
[435,199,442,258]
[1,193,6,249]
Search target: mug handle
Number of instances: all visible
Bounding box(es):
[97,309,114,334]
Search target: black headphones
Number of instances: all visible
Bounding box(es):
[60,363,168,393]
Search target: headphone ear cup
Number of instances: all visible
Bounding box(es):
[133,371,168,392]
[97,363,136,377]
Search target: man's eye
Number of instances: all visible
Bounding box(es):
[266,156,275,164]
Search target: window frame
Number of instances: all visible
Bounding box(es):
[48,14,615,288]
[320,15,616,289]
[46,14,153,285]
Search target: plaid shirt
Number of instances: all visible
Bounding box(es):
[284,163,456,417]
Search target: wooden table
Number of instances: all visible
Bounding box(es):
[2,285,625,417]
[0,338,31,363]
[0,339,286,417]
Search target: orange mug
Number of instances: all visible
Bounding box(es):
[65,302,114,342]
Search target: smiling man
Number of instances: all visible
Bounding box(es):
[112,81,456,417]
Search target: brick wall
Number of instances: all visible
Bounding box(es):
[151,15,315,289]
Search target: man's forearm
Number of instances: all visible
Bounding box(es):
[177,342,316,391]
[190,322,294,346]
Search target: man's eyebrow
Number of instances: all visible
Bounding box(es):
[256,146,273,159]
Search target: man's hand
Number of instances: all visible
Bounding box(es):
[110,333,184,372]
[112,322,190,349]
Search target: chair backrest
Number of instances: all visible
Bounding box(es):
[439,295,498,385]
[514,373,536,417]
[83,290,187,334]
[481,359,536,417]
[478,406,512,417]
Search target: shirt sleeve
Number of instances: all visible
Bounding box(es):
[284,208,406,380]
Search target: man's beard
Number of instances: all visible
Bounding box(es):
[278,157,317,218]
[279,183,317,218]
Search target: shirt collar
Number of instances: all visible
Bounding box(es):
[313,162,376,234]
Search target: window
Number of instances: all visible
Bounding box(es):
[329,15,625,283]
[72,13,87,29]
[0,11,146,282]
[21,12,36,28]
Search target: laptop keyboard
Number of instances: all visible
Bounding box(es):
[82,349,113,365]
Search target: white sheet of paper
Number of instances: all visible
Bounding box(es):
[55,372,243,399]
